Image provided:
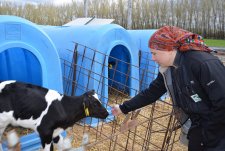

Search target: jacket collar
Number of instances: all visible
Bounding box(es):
[173,51,182,68]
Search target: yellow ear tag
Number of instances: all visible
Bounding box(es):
[85,108,89,116]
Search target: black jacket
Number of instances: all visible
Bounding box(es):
[120,50,225,148]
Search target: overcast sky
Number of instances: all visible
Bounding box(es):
[0,0,82,5]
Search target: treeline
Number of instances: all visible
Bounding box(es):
[0,0,224,39]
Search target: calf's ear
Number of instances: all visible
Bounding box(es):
[88,89,95,96]
[85,89,96,98]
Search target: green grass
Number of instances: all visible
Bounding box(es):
[204,39,225,47]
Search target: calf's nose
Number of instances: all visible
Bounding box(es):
[101,110,109,119]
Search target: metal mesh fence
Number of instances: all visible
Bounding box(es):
[61,43,185,151]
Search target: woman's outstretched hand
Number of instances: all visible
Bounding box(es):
[111,104,122,116]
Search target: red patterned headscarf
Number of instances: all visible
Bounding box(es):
[149,26,212,52]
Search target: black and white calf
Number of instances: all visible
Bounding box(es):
[0,80,109,151]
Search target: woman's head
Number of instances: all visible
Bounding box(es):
[149,26,212,52]
[150,48,177,67]
[148,26,212,67]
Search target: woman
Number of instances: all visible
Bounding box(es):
[111,26,225,151]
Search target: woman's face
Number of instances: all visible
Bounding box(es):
[150,49,176,67]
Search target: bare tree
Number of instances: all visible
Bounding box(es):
[218,0,225,38]
[169,0,175,25]
[159,0,169,27]
[84,0,88,17]
[127,0,132,29]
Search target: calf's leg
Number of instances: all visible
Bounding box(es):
[53,134,72,151]
[53,135,63,151]
[38,128,54,151]
[39,134,54,151]
[0,127,6,151]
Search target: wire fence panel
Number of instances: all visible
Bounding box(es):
[61,42,186,151]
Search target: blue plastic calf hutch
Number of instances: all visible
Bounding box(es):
[42,24,140,98]
[41,23,140,125]
[42,24,139,96]
[128,29,158,91]
[0,15,63,92]
[0,15,63,150]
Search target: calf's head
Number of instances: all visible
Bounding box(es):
[83,90,109,119]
